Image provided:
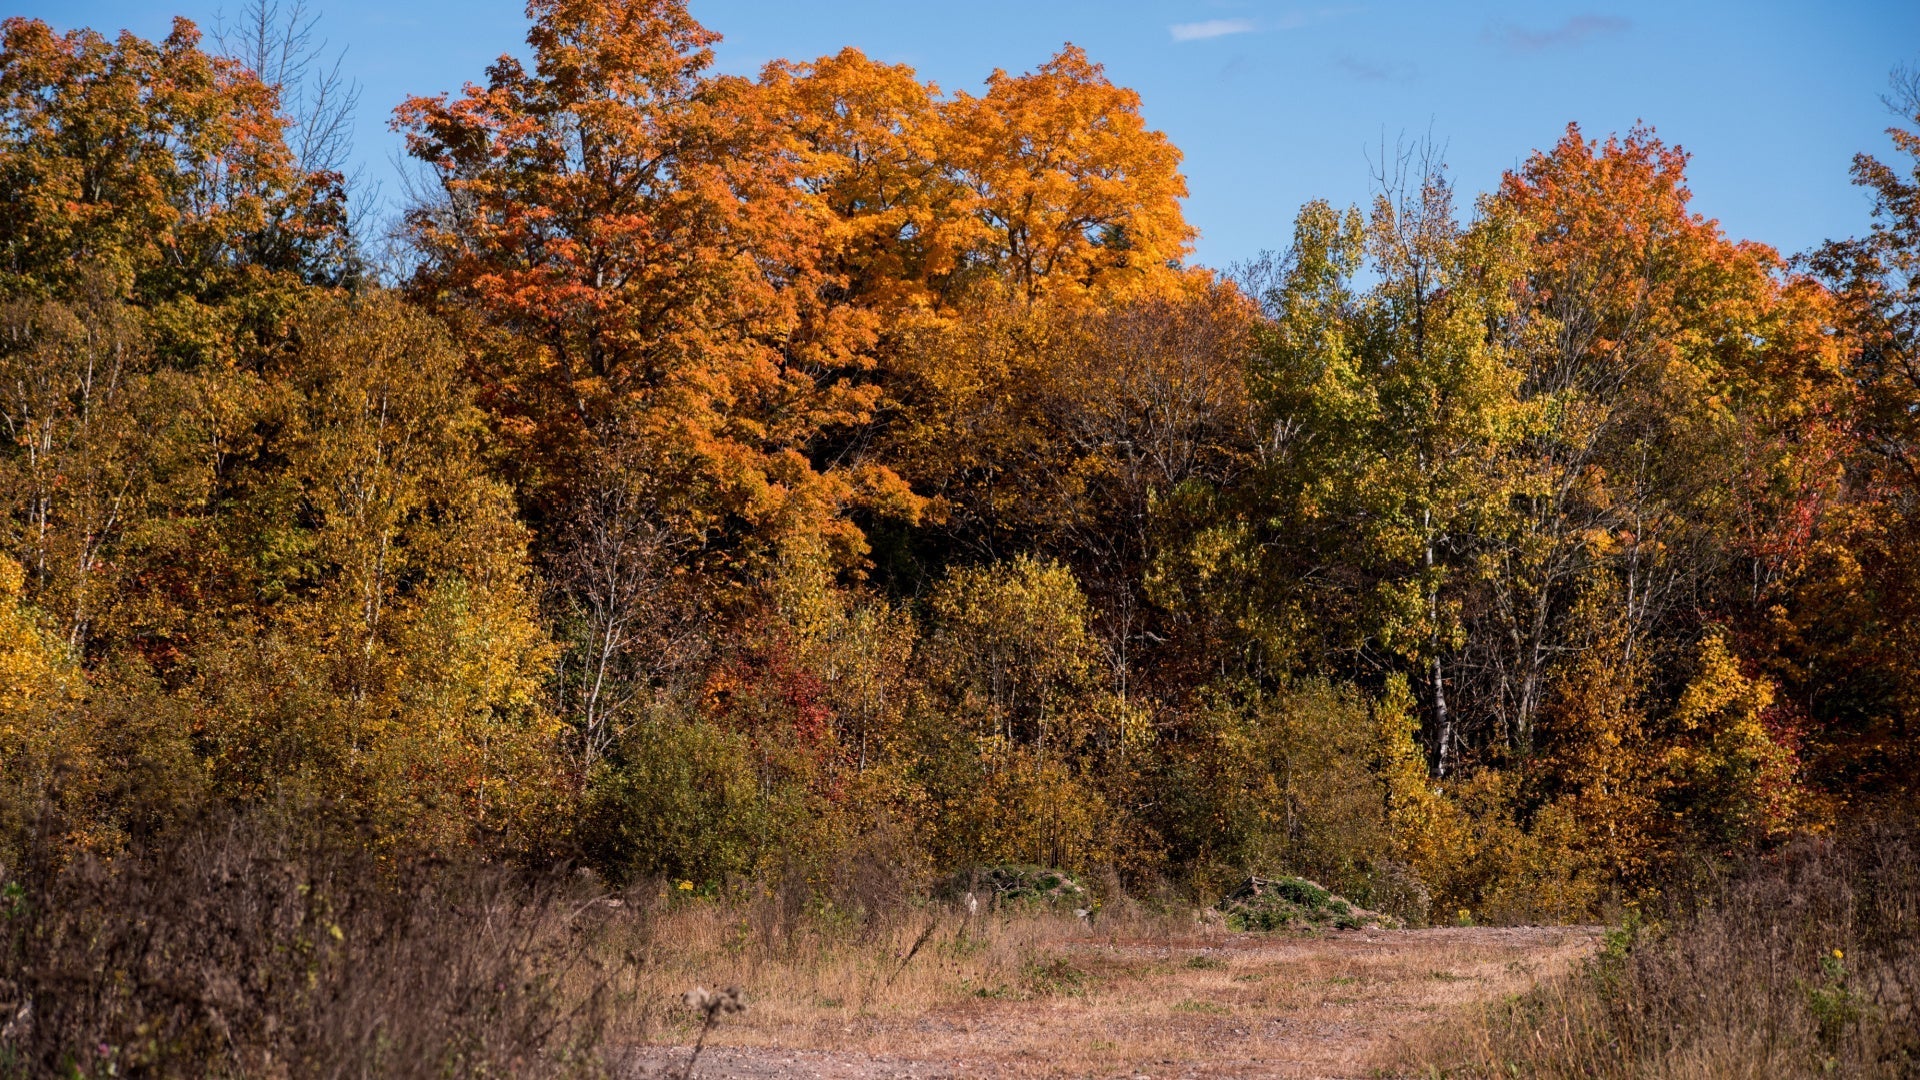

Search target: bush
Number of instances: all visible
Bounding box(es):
[579,716,774,887]
[0,809,621,1079]
[946,864,1090,910]
[1153,680,1402,900]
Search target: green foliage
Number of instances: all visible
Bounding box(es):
[580,716,773,886]
[1801,949,1862,1050]
[953,864,1089,909]
[1154,679,1401,900]
[174,293,565,854]
[921,555,1099,748]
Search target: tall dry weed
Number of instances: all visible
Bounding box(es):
[1410,820,1920,1078]
[0,809,626,1078]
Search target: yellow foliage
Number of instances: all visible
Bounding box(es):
[168,295,568,855]
[929,746,1113,873]
[1666,632,1801,846]
[0,557,92,849]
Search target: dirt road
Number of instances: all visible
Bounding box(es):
[623,925,1598,1080]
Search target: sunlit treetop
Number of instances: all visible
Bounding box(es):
[0,15,351,301]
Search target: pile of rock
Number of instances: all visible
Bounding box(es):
[946,864,1089,911]
[1217,875,1403,931]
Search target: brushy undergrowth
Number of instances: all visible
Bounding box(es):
[0,810,625,1079]
[0,810,1125,1078]
[1410,819,1920,1078]
[947,864,1090,910]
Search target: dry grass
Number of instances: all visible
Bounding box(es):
[1406,823,1920,1079]
[616,897,1598,1079]
[0,812,621,1079]
[0,812,1609,1080]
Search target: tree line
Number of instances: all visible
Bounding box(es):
[2,0,1915,920]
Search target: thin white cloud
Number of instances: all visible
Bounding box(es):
[1170,18,1257,43]
[1487,14,1631,52]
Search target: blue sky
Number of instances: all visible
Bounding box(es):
[20,0,1919,268]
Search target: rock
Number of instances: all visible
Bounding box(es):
[942,864,1088,910]
[1221,875,1403,931]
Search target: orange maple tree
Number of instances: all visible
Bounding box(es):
[944,45,1194,304]
[397,0,899,563]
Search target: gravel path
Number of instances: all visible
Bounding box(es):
[622,925,1599,1080]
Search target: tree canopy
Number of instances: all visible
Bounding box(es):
[1,0,1913,921]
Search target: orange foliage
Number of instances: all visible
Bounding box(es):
[1498,124,1848,592]
[397,0,893,561]
[0,16,347,297]
[944,45,1194,304]
[7,1,1912,919]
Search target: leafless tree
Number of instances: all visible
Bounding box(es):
[214,0,371,247]
[550,470,705,766]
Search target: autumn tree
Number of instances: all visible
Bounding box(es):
[1791,67,1920,796]
[1487,124,1844,756]
[0,18,558,853]
[761,40,1207,589]
[396,0,895,562]
[0,287,564,853]
[175,294,564,854]
[0,12,360,667]
[0,16,351,301]
[942,45,1193,304]
[1042,282,1256,694]
[759,47,969,318]
[913,555,1121,870]
[1214,159,1527,775]
[1156,129,1842,898]
[212,0,361,188]
[0,14,358,667]
[1463,125,1844,881]
[9,0,1907,917]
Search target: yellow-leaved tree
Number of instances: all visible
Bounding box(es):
[0,557,90,853]
[179,294,566,855]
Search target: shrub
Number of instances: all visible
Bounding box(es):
[947,864,1090,910]
[0,808,621,1079]
[579,715,774,887]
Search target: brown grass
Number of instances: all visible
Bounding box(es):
[616,898,1598,1079]
[1406,822,1920,1079]
[0,812,1615,1080]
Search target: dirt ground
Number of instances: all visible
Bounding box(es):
[621,924,1599,1080]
